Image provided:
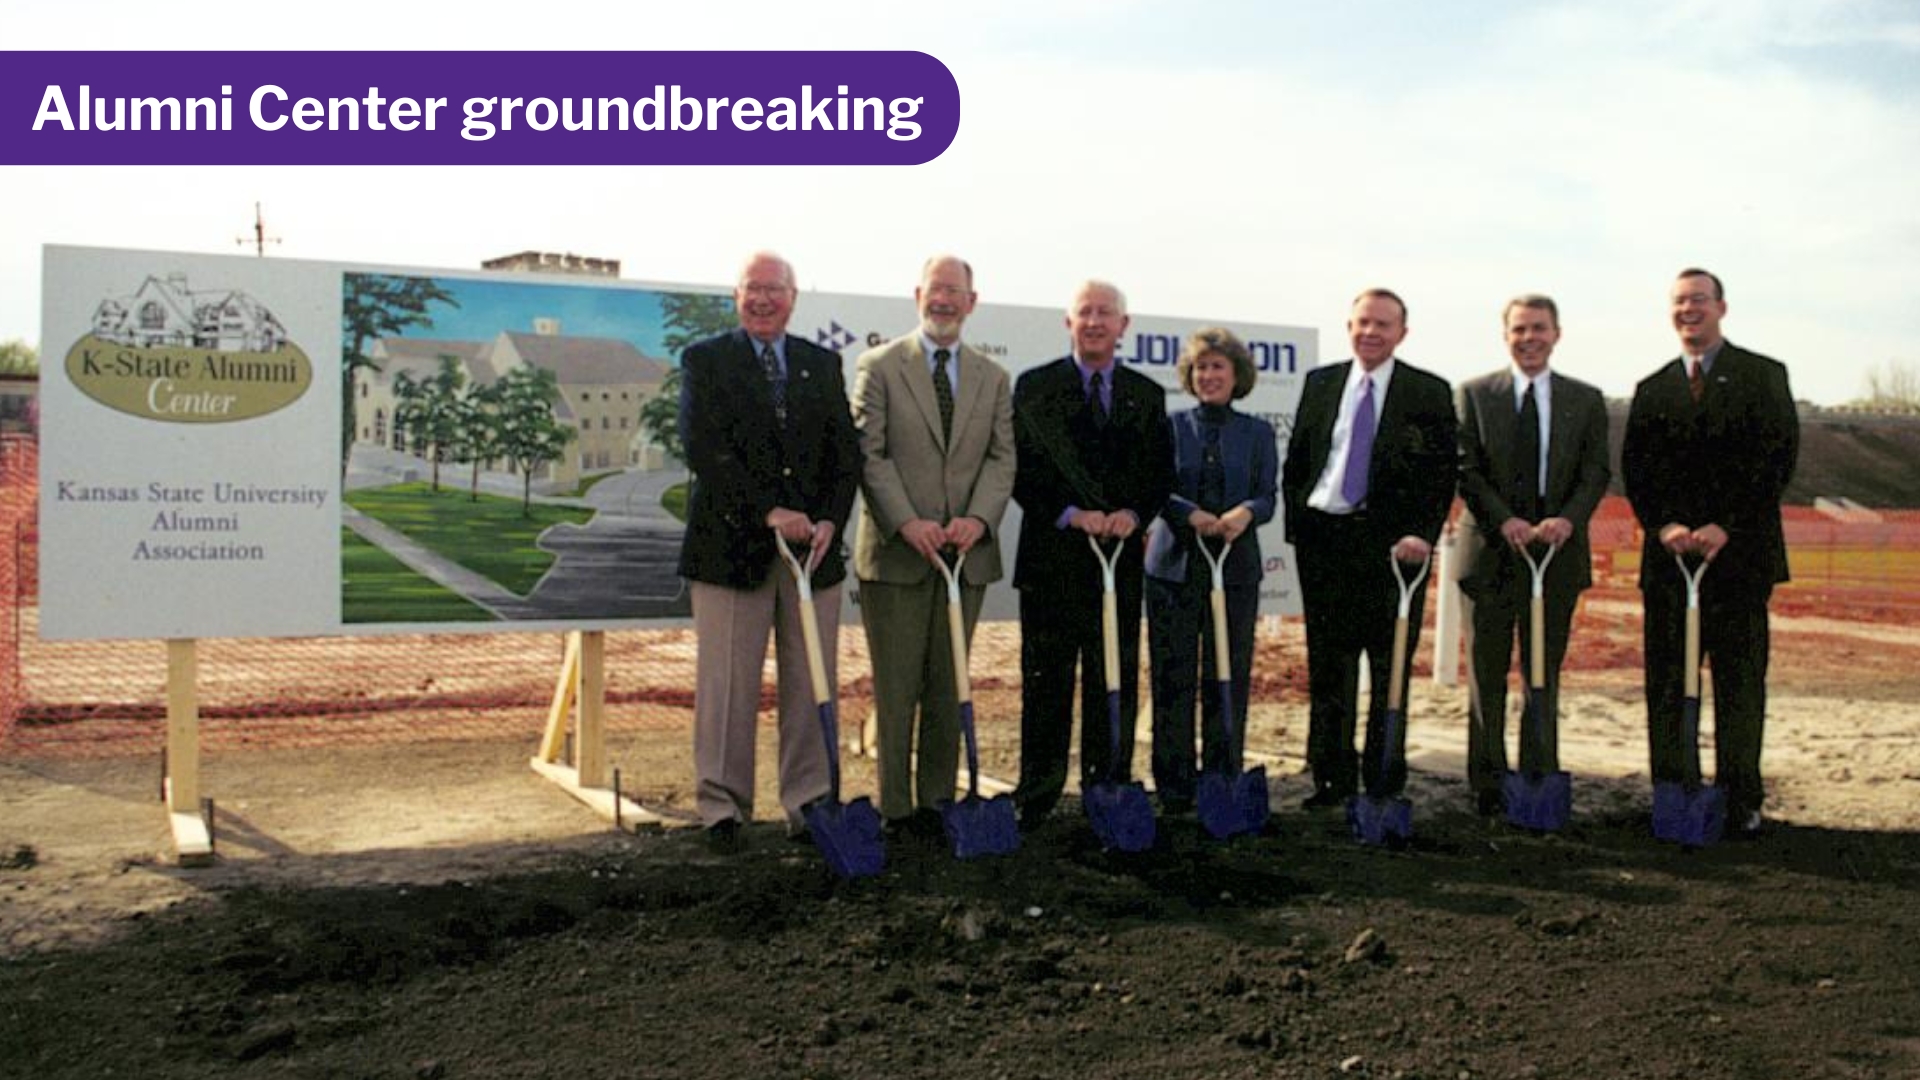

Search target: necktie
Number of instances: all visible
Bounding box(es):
[1339,376,1375,508]
[1089,370,1109,427]
[932,348,954,443]
[1515,379,1542,522]
[1688,358,1705,404]
[761,344,786,424]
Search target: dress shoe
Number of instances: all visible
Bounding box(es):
[705,819,743,854]
[1730,809,1765,839]
[1476,790,1507,818]
[1300,788,1350,811]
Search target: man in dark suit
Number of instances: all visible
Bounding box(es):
[1622,268,1798,837]
[851,255,1016,835]
[1281,288,1457,807]
[1456,294,1611,816]
[677,251,862,852]
[1010,279,1174,828]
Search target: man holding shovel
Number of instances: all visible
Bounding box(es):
[678,251,862,853]
[1623,268,1798,839]
[1456,295,1611,819]
[1281,288,1457,809]
[851,255,1017,840]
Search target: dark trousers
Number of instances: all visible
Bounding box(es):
[1295,511,1426,797]
[1146,571,1258,804]
[1014,568,1144,819]
[1465,579,1576,793]
[1642,573,1772,816]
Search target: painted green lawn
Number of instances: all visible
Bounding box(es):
[345,482,594,596]
[340,530,494,623]
[663,481,689,522]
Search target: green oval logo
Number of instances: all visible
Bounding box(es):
[65,333,313,424]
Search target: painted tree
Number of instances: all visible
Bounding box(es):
[340,274,458,478]
[390,354,467,492]
[637,291,735,468]
[448,380,504,502]
[493,365,576,515]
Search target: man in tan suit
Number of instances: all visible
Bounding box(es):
[852,254,1017,836]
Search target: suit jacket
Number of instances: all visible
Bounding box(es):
[676,328,862,589]
[1144,406,1278,587]
[1621,340,1798,595]
[1456,369,1612,601]
[1281,358,1457,552]
[1011,356,1174,591]
[851,333,1016,587]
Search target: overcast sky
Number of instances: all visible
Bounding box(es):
[7,0,1918,404]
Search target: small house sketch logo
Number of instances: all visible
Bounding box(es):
[91,272,291,354]
[67,271,312,424]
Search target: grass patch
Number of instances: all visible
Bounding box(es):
[563,471,620,498]
[662,481,689,523]
[346,482,594,596]
[341,530,495,623]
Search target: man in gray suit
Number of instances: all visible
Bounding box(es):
[1456,294,1611,816]
[852,255,1017,836]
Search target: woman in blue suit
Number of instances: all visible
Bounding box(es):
[1145,327,1279,813]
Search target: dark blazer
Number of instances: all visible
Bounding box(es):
[1144,407,1278,587]
[677,328,862,589]
[1621,341,1798,595]
[1281,359,1457,551]
[1456,369,1611,600]
[1011,356,1174,590]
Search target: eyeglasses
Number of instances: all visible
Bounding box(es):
[740,283,793,299]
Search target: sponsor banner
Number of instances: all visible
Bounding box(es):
[6,51,958,166]
[39,245,1312,641]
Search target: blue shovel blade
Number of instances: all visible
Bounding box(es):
[805,795,886,878]
[1502,770,1572,832]
[1347,792,1413,847]
[940,795,1020,859]
[1652,782,1726,846]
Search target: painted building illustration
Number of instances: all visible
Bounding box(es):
[91,273,290,353]
[353,318,673,489]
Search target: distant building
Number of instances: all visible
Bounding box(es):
[91,273,289,353]
[480,251,622,278]
[0,373,36,435]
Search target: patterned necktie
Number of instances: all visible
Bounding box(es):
[1340,376,1376,508]
[1088,370,1109,428]
[1688,358,1705,404]
[932,348,954,443]
[1515,379,1542,521]
[761,344,786,424]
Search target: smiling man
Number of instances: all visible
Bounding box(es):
[1455,295,1611,817]
[1622,268,1799,839]
[1009,279,1173,830]
[677,251,862,853]
[1281,288,1457,808]
[850,255,1016,838]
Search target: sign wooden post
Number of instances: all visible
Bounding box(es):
[531,630,657,830]
[164,638,214,865]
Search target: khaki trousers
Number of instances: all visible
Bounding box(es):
[690,575,838,830]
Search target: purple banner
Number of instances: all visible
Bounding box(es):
[4,51,959,165]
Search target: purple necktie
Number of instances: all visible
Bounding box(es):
[1340,376,1376,508]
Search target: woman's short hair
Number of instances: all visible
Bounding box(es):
[1176,326,1258,400]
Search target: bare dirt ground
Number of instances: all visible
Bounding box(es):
[3,607,1920,1080]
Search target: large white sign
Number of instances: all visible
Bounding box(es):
[39,245,1314,640]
